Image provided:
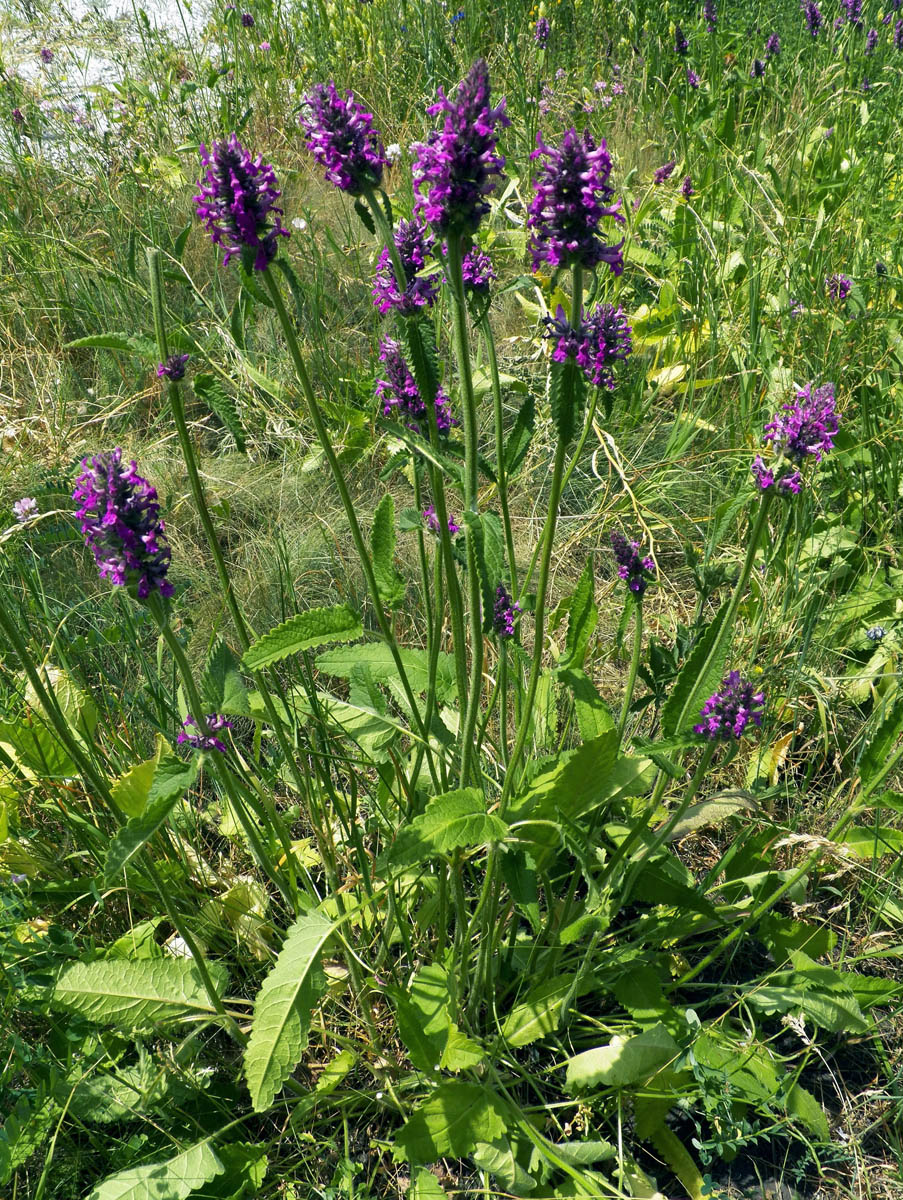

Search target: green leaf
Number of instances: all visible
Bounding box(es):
[244,910,334,1111]
[660,600,731,737]
[560,558,597,671]
[242,605,363,671]
[557,668,615,742]
[317,643,457,701]
[52,958,229,1030]
[859,694,903,795]
[783,1083,830,1140]
[508,732,620,825]
[202,640,249,716]
[64,332,152,356]
[841,826,903,858]
[665,790,756,840]
[193,373,246,453]
[565,1025,680,1091]
[549,357,584,447]
[462,511,507,633]
[371,494,406,609]
[110,735,169,819]
[440,1021,485,1072]
[389,964,449,1071]
[191,1143,268,1200]
[85,1138,224,1200]
[382,788,508,869]
[502,974,597,1047]
[409,1168,445,1199]
[504,392,536,476]
[105,754,200,883]
[393,1083,509,1163]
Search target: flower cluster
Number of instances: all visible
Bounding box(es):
[300,82,387,195]
[802,0,823,36]
[178,714,234,752]
[240,11,254,26]
[751,456,801,494]
[687,67,701,88]
[865,27,878,52]
[194,134,288,270]
[610,530,655,596]
[703,0,717,31]
[653,160,677,184]
[896,17,903,47]
[750,57,766,78]
[694,671,765,740]
[375,339,456,436]
[843,0,863,26]
[157,354,189,381]
[675,24,689,54]
[371,217,439,316]
[461,247,496,294]
[528,127,623,273]
[765,32,781,55]
[423,505,460,535]
[826,272,852,301]
[40,46,53,63]
[765,382,839,464]
[13,497,38,522]
[544,304,632,389]
[493,585,521,638]
[681,175,694,198]
[535,16,550,46]
[413,59,509,236]
[73,449,173,599]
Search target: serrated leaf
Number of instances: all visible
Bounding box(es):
[409,1168,445,1199]
[504,392,536,476]
[193,373,246,452]
[65,332,151,355]
[105,755,200,883]
[243,605,363,671]
[440,1021,485,1072]
[508,732,619,825]
[549,357,584,447]
[371,494,406,608]
[202,640,249,716]
[665,791,756,840]
[191,1142,268,1200]
[382,788,508,869]
[244,911,334,1111]
[52,958,229,1030]
[566,1025,680,1091]
[85,1138,224,1200]
[660,600,731,737]
[860,693,903,796]
[316,643,458,701]
[561,557,597,671]
[393,1083,509,1163]
[462,510,507,632]
[502,974,597,1047]
[110,735,169,819]
[783,1083,830,1140]
[557,668,615,742]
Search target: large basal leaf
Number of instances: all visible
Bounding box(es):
[371,493,407,609]
[381,788,508,870]
[507,732,619,824]
[660,599,731,737]
[242,605,363,671]
[105,754,200,883]
[244,910,334,1112]
[557,668,615,742]
[393,1083,509,1163]
[858,693,903,797]
[566,1025,680,1091]
[52,958,229,1030]
[192,372,246,453]
[65,332,153,356]
[86,1138,224,1200]
[501,974,598,1048]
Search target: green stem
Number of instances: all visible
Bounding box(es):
[478,312,518,592]
[617,601,643,745]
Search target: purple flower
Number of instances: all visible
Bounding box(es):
[300,82,387,195]
[681,175,694,198]
[653,160,677,184]
[178,713,233,752]
[413,59,509,237]
[240,11,254,26]
[73,449,173,599]
[765,32,781,55]
[259,40,271,50]
[761,381,839,475]
[194,133,289,270]
[861,76,871,91]
[527,127,623,273]
[865,27,878,52]
[675,24,689,54]
[826,272,852,301]
[461,246,496,293]
[703,0,717,31]
[693,671,765,740]
[371,217,439,316]
[11,107,24,124]
[492,585,521,638]
[375,338,456,436]
[13,497,38,522]
[40,47,53,63]
[750,57,766,77]
[544,304,632,389]
[751,455,802,494]
[610,530,655,596]
[896,18,903,48]
[423,505,460,534]
[789,297,805,318]
[843,0,863,26]
[687,67,700,88]
[156,353,189,381]
[802,0,823,36]
[535,16,550,46]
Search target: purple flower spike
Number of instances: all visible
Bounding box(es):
[681,175,694,198]
[461,246,496,294]
[675,24,689,54]
[12,107,24,124]
[493,584,521,638]
[826,272,852,301]
[865,27,878,52]
[40,47,54,63]
[764,382,839,465]
[687,67,701,88]
[610,530,655,596]
[703,0,717,31]
[653,160,677,184]
[300,82,387,196]
[694,671,765,740]
[802,0,823,37]
[843,0,863,26]
[896,18,903,48]
[765,33,781,55]
[535,16,550,46]
[240,11,254,25]
[371,217,439,316]
[157,354,190,381]
[751,455,801,494]
[423,505,460,534]
[73,449,173,599]
[413,59,509,237]
[750,58,766,77]
[194,133,289,270]
[375,338,456,436]
[528,127,623,273]
[543,304,632,389]
[178,713,234,752]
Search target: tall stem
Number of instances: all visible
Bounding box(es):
[479,314,518,593]
[617,602,643,745]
